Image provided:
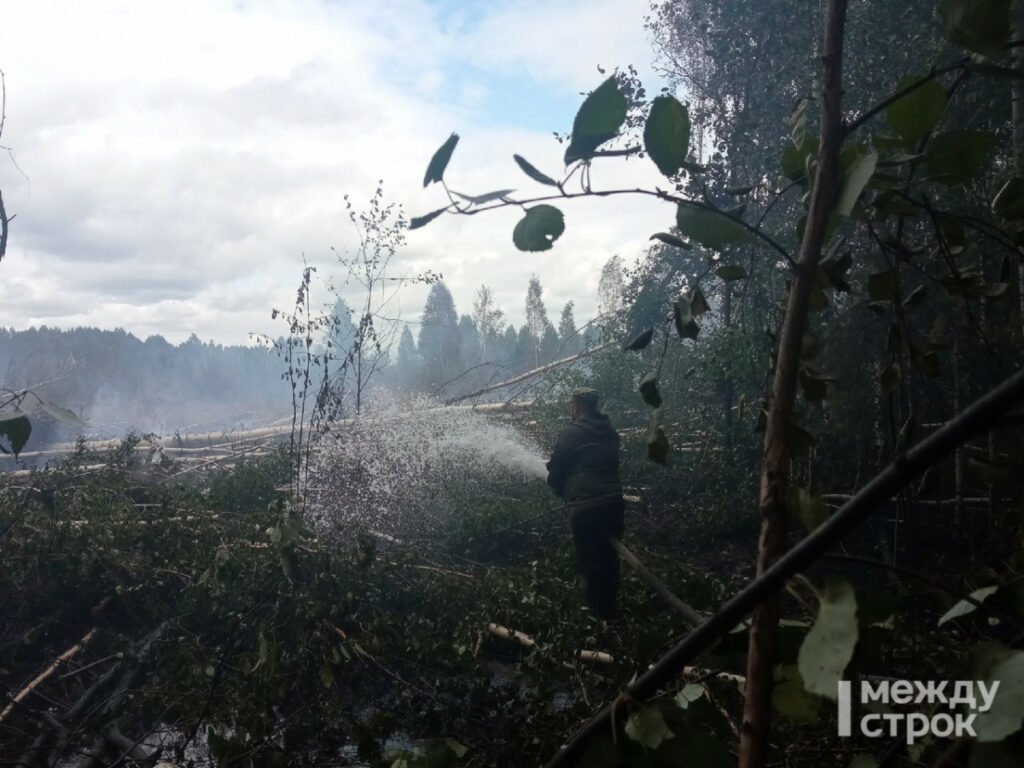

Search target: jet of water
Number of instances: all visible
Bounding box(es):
[306,394,550,540]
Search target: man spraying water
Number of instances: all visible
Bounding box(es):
[545,388,625,621]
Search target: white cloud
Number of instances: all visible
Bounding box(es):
[0,0,671,345]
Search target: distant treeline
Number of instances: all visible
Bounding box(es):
[0,262,626,443]
[0,326,290,442]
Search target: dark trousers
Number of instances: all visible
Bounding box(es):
[569,495,625,619]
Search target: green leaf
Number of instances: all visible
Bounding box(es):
[725,185,755,196]
[650,232,692,249]
[715,265,748,281]
[938,585,1000,625]
[938,0,1011,55]
[623,328,654,351]
[849,756,879,768]
[689,286,710,316]
[0,412,32,457]
[0,409,28,423]
[798,578,859,699]
[423,133,459,187]
[937,214,968,251]
[564,77,627,164]
[782,137,816,180]
[975,650,1024,741]
[786,422,816,458]
[992,177,1024,219]
[925,130,996,184]
[624,706,674,751]
[647,426,670,465]
[886,76,948,146]
[801,331,821,361]
[867,269,899,301]
[821,251,853,292]
[673,298,699,339]
[808,280,831,313]
[513,154,560,187]
[644,95,690,177]
[673,683,705,709]
[409,208,448,230]
[754,408,767,432]
[675,203,755,250]
[787,486,828,531]
[773,666,821,723]
[444,739,468,759]
[789,99,808,147]
[253,630,270,671]
[512,205,565,252]
[319,662,334,688]
[799,368,828,401]
[451,189,515,205]
[639,373,662,408]
[914,350,942,378]
[36,400,88,426]
[836,149,878,217]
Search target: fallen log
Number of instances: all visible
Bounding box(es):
[609,538,705,625]
[444,343,614,405]
[485,623,615,666]
[487,622,535,648]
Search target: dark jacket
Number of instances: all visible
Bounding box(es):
[546,413,623,501]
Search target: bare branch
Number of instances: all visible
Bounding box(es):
[0,629,98,725]
[0,188,8,264]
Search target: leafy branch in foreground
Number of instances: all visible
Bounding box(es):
[0,387,88,457]
[412,77,785,260]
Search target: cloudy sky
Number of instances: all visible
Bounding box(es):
[0,0,676,346]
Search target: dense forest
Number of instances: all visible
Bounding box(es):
[4,1,1024,767]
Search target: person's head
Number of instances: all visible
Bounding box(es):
[570,387,600,420]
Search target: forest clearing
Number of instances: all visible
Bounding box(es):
[4,0,1024,766]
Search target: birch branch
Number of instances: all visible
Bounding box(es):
[0,628,97,724]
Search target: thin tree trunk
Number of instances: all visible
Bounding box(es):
[1013,0,1024,341]
[722,282,735,447]
[739,2,848,767]
[953,332,964,527]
